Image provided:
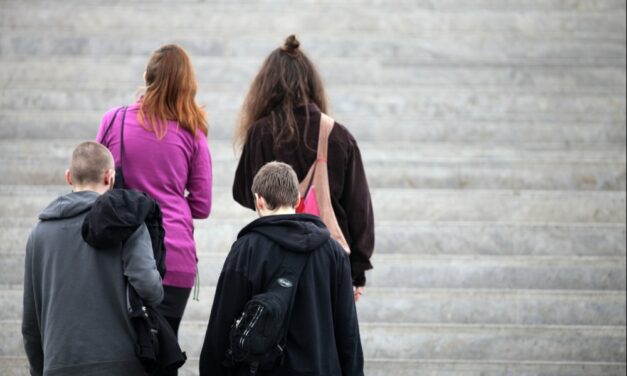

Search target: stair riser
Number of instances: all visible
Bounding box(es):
[1,189,625,223]
[2,221,625,257]
[2,34,625,65]
[2,90,625,122]
[2,158,625,190]
[3,60,626,92]
[1,112,624,144]
[3,288,625,326]
[3,322,623,362]
[1,357,624,376]
[4,252,625,290]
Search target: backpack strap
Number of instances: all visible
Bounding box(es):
[274,250,312,346]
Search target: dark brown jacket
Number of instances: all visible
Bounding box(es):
[233,104,374,286]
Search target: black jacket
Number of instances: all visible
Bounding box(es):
[199,214,364,376]
[82,189,186,373]
[82,189,166,277]
[233,104,374,286]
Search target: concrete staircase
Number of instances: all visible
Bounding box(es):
[1,0,625,374]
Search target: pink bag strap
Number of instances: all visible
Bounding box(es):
[317,113,334,161]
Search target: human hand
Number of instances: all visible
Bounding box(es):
[353,286,365,302]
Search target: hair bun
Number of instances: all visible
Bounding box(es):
[283,35,300,53]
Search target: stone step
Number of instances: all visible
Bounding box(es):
[2,219,625,257]
[1,0,624,12]
[2,31,625,65]
[1,140,624,190]
[3,251,625,290]
[3,286,625,326]
[1,356,624,376]
[1,321,624,363]
[4,140,625,163]
[2,5,625,38]
[2,89,625,122]
[1,109,624,144]
[2,58,626,92]
[1,185,624,223]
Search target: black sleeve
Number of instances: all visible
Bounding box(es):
[232,126,274,210]
[199,247,251,376]
[22,232,44,376]
[340,139,375,286]
[334,249,365,375]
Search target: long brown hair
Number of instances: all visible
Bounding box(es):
[235,35,327,150]
[139,44,208,139]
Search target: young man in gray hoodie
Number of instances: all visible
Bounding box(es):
[22,141,164,376]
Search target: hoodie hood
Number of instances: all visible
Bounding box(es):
[238,214,330,253]
[39,191,99,221]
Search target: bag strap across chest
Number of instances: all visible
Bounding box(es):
[298,113,351,254]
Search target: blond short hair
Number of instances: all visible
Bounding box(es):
[251,161,299,210]
[70,142,114,185]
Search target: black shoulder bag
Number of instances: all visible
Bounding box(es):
[224,251,311,375]
[99,106,186,374]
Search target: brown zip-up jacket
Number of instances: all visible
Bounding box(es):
[233,104,374,286]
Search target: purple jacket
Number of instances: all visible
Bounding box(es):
[97,102,212,288]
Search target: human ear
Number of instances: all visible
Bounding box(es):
[65,169,73,186]
[104,169,115,188]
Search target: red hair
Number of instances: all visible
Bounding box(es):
[139,44,208,139]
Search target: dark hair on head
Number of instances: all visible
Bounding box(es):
[251,161,300,210]
[70,141,114,185]
[235,35,327,151]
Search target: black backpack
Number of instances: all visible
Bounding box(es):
[223,251,311,375]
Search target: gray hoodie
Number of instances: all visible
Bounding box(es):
[22,191,164,376]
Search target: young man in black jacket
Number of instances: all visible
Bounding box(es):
[200,162,364,376]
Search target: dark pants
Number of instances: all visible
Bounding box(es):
[155,285,192,376]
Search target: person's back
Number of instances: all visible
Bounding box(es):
[200,162,363,376]
[97,46,212,352]
[232,35,374,298]
[22,142,164,376]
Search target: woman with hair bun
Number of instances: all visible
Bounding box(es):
[232,35,374,300]
[97,44,212,372]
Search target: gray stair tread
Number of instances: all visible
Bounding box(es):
[3,219,625,257]
[3,286,625,326]
[2,0,625,11]
[0,321,625,361]
[1,139,625,162]
[2,109,624,144]
[2,58,626,92]
[2,88,625,118]
[0,356,624,376]
[2,252,625,290]
[2,186,625,223]
[2,5,625,37]
[1,140,624,190]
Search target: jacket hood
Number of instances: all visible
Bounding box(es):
[238,214,330,253]
[39,191,99,220]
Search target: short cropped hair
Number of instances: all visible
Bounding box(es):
[70,142,114,185]
[251,161,299,210]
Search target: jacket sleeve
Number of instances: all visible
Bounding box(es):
[186,135,213,219]
[122,224,164,306]
[22,232,44,376]
[232,127,274,210]
[334,248,365,375]
[199,246,251,376]
[340,140,375,286]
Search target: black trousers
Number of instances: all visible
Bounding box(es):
[155,285,192,376]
